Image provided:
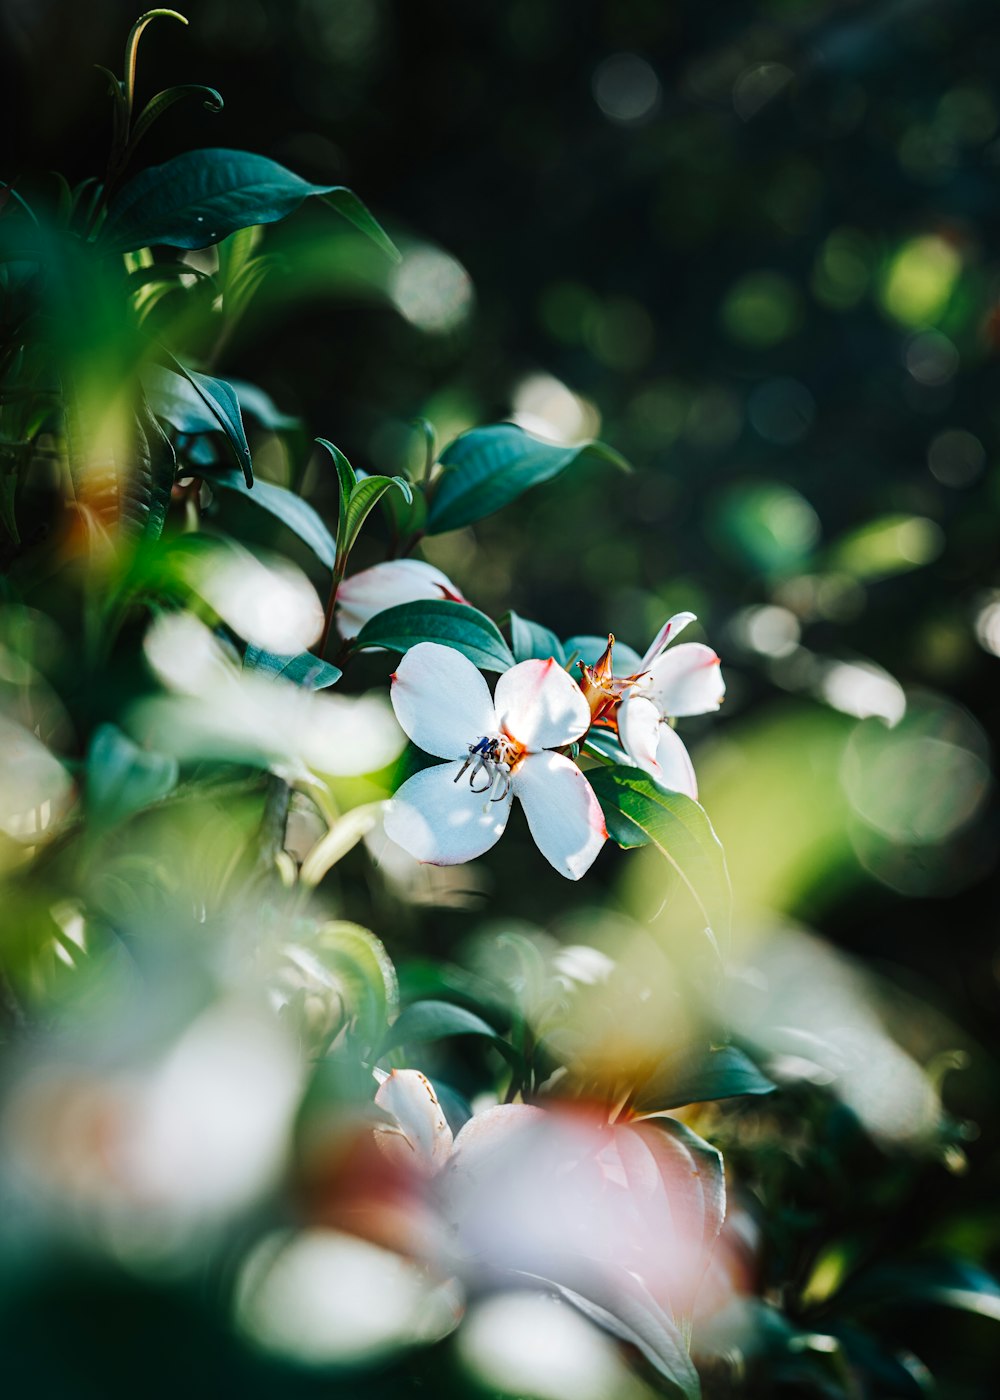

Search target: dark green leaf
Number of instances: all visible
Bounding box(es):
[243,645,341,689]
[427,423,630,535]
[634,1045,777,1112]
[588,765,731,942]
[226,378,299,432]
[205,468,336,570]
[86,723,178,828]
[354,599,515,672]
[509,611,565,664]
[155,351,252,484]
[101,148,395,257]
[381,998,517,1064]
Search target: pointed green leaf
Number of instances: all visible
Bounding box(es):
[155,351,252,484]
[427,424,630,535]
[588,765,731,942]
[634,1045,776,1113]
[381,998,517,1065]
[101,149,395,258]
[316,437,355,550]
[342,474,413,558]
[354,598,515,672]
[321,188,400,262]
[206,468,336,570]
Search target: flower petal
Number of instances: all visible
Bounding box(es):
[618,696,698,798]
[494,659,591,752]
[644,643,725,717]
[336,559,468,638]
[390,642,497,759]
[637,612,697,673]
[512,751,607,880]
[374,1068,454,1175]
[384,759,512,865]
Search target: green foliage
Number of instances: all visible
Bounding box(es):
[589,766,731,944]
[427,424,630,535]
[100,148,396,258]
[354,598,516,671]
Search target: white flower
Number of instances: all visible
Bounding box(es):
[384,642,606,880]
[336,560,469,639]
[616,613,725,799]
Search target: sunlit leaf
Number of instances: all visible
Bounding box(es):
[354,599,515,672]
[588,765,731,942]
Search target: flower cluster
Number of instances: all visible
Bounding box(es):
[351,562,726,880]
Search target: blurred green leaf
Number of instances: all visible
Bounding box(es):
[86,722,178,827]
[100,149,395,257]
[589,765,731,942]
[206,468,336,569]
[427,424,630,534]
[242,645,341,689]
[354,599,515,672]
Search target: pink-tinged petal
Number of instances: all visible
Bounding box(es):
[336,560,468,638]
[512,751,607,880]
[494,659,592,752]
[619,697,698,798]
[374,1068,454,1175]
[390,642,496,759]
[384,759,512,865]
[637,611,697,673]
[645,643,725,718]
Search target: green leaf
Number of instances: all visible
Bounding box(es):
[321,188,401,263]
[155,351,253,484]
[509,610,565,664]
[342,474,413,559]
[634,1045,776,1113]
[588,765,731,942]
[837,1258,1000,1322]
[381,998,517,1063]
[243,645,341,689]
[128,84,224,153]
[101,148,395,257]
[314,437,354,545]
[86,722,178,828]
[205,468,336,570]
[354,599,515,672]
[224,379,299,433]
[427,423,630,535]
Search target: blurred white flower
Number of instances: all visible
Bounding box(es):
[181,540,324,654]
[131,612,404,778]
